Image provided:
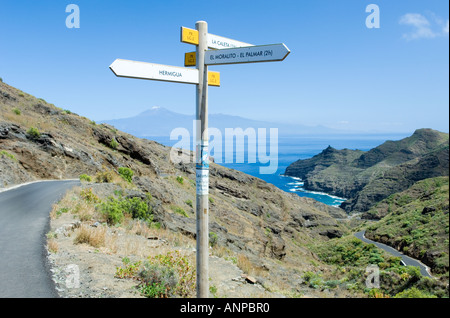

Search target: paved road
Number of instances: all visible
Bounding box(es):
[0,180,80,297]
[354,230,432,278]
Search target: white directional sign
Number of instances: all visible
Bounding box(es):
[205,43,290,65]
[109,59,199,84]
[207,33,253,50]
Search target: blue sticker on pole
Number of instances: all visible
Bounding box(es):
[196,143,209,169]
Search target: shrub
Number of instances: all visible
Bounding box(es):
[100,198,124,225]
[118,167,134,183]
[0,77,3,82]
[99,196,152,225]
[176,176,184,184]
[115,257,142,279]
[79,174,92,182]
[185,199,193,208]
[171,205,189,218]
[209,231,218,247]
[110,138,119,150]
[79,188,100,203]
[394,287,437,298]
[27,127,41,139]
[12,108,21,115]
[139,263,178,298]
[139,251,195,298]
[121,197,151,221]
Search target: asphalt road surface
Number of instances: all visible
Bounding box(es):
[0,180,80,297]
[354,230,432,278]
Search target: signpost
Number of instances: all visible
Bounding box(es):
[205,43,290,65]
[207,33,253,50]
[181,26,253,50]
[109,21,289,298]
[110,59,220,87]
[110,59,199,84]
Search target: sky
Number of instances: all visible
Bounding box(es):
[0,0,448,134]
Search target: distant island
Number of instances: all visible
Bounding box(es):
[101,106,367,137]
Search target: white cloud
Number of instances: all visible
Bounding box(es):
[399,13,437,40]
[399,13,449,40]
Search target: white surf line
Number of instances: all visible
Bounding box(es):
[282,174,347,202]
[0,179,79,194]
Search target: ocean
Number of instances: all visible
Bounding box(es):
[149,133,409,207]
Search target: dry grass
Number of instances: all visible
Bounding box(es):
[47,239,58,253]
[1,108,57,134]
[77,203,97,222]
[94,167,136,190]
[237,253,253,274]
[237,253,268,278]
[74,225,106,248]
[211,245,234,259]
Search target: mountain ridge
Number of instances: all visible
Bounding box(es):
[285,128,449,213]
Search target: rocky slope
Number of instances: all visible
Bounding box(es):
[0,81,350,296]
[285,129,449,213]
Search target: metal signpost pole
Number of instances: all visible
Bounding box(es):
[195,20,209,298]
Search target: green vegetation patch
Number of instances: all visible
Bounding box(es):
[115,251,195,298]
[170,205,189,218]
[0,150,17,161]
[310,235,448,298]
[365,177,449,274]
[118,167,134,183]
[79,174,92,182]
[100,196,152,225]
[27,127,41,139]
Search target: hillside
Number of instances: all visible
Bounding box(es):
[0,80,349,297]
[285,129,449,213]
[364,176,449,275]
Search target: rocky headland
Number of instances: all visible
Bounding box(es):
[285,129,449,214]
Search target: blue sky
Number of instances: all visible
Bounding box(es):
[0,0,448,134]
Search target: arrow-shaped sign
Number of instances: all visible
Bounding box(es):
[110,59,198,84]
[181,26,253,50]
[205,43,290,65]
[110,59,220,86]
[207,33,253,50]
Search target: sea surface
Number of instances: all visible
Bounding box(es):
[148,133,409,207]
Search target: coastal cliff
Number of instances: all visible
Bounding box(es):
[285,129,449,213]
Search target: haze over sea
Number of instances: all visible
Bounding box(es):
[150,133,411,207]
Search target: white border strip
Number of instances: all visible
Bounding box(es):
[0,179,79,194]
